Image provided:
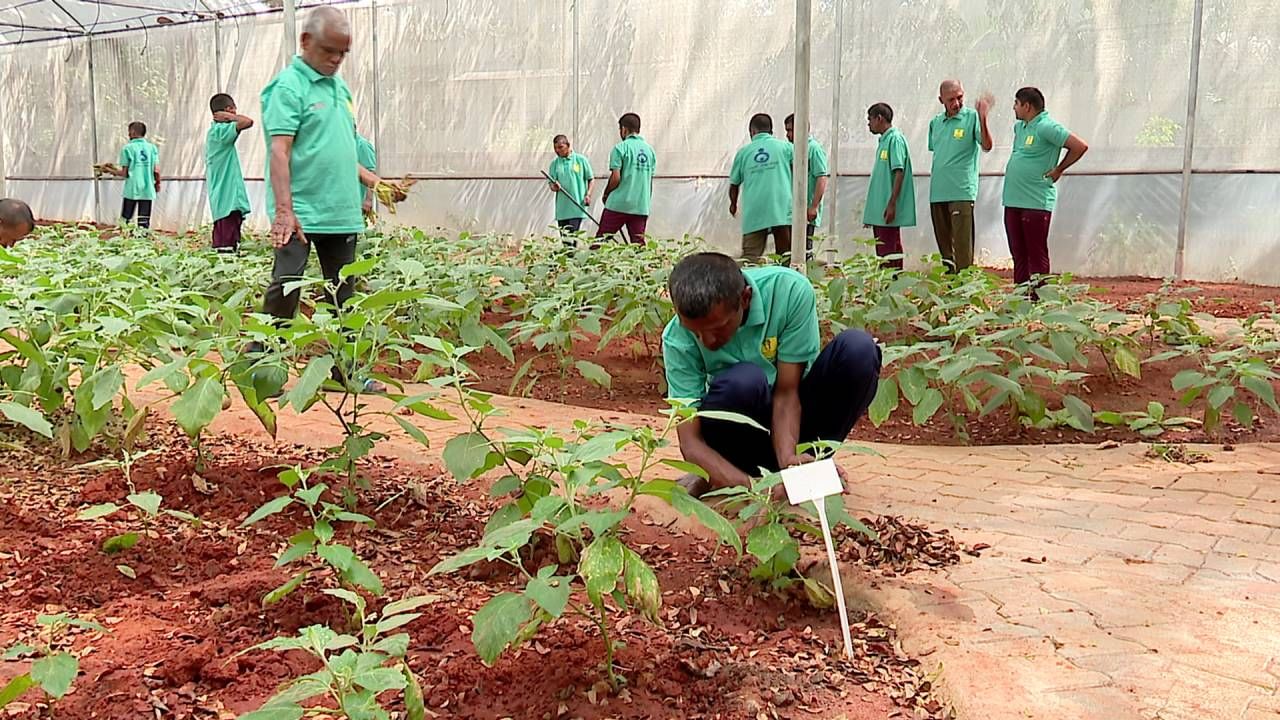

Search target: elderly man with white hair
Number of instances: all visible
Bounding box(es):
[259,6,388,323]
[927,79,993,272]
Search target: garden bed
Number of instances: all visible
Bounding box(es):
[0,423,951,719]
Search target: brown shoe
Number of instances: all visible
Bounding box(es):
[676,472,711,499]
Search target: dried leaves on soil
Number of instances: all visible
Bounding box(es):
[835,515,982,576]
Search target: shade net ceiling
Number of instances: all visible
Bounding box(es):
[0,0,301,44]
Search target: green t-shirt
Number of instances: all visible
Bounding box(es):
[863,127,917,228]
[662,265,821,401]
[261,55,362,234]
[804,137,830,228]
[927,106,982,203]
[1003,111,1072,212]
[548,152,593,221]
[119,138,159,201]
[729,133,794,234]
[205,122,250,221]
[355,133,376,205]
[604,135,656,216]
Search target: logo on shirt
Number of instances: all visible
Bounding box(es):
[953,128,965,139]
[310,102,328,111]
[879,150,889,161]
[1025,135,1035,146]
[572,162,581,173]
[637,152,650,166]
[754,148,771,164]
[761,336,778,360]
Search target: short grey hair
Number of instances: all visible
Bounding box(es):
[302,6,350,37]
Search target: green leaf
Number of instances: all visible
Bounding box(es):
[404,665,427,720]
[471,592,533,666]
[1148,402,1165,422]
[102,532,140,555]
[525,574,572,618]
[382,595,439,617]
[1062,395,1095,433]
[171,377,224,437]
[263,570,311,605]
[339,257,379,281]
[443,432,491,482]
[580,535,625,604]
[77,502,120,520]
[116,564,136,579]
[428,546,491,576]
[29,652,78,699]
[238,704,305,720]
[352,666,407,693]
[746,523,790,563]
[572,430,631,464]
[1233,401,1255,428]
[286,356,334,413]
[1113,347,1141,378]
[375,612,422,634]
[126,491,162,516]
[0,674,35,707]
[90,366,124,411]
[574,360,612,389]
[241,495,294,527]
[868,378,898,427]
[695,409,769,432]
[912,388,944,425]
[659,459,707,479]
[2,644,36,661]
[1208,384,1236,410]
[621,547,662,622]
[394,416,431,447]
[1095,410,1126,426]
[489,474,522,498]
[670,489,742,554]
[1241,376,1280,414]
[372,634,410,657]
[0,401,53,438]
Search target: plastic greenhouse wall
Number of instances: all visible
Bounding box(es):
[0,0,1277,283]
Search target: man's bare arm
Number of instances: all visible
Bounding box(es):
[771,362,805,467]
[676,419,754,490]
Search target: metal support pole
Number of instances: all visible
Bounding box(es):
[572,0,580,144]
[1173,0,1205,279]
[282,0,297,66]
[827,0,843,259]
[214,19,224,88]
[790,0,812,270]
[370,0,382,168]
[87,36,102,224]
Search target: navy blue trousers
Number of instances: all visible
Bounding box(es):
[699,329,882,475]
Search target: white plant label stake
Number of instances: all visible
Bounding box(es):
[780,457,853,659]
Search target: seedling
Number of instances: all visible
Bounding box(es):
[76,489,200,577]
[1,614,109,709]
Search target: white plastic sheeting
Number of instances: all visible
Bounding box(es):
[0,0,1277,283]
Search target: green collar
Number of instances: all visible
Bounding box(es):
[751,132,772,141]
[291,54,327,83]
[742,273,765,327]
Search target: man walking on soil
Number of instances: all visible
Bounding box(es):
[1003,87,1088,291]
[205,94,253,253]
[863,103,915,270]
[730,114,794,261]
[928,80,992,271]
[662,252,882,497]
[104,122,161,229]
[547,134,594,234]
[784,114,830,259]
[598,113,655,244]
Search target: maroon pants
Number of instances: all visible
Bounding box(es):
[872,226,903,270]
[212,210,243,251]
[596,208,647,244]
[1004,207,1053,284]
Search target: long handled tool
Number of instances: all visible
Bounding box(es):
[540,169,601,228]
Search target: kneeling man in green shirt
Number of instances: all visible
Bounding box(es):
[662,253,883,496]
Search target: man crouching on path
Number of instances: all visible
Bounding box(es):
[662,252,882,497]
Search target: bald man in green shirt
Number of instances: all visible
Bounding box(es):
[662,252,882,497]
[928,80,993,271]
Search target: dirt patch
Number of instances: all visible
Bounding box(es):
[0,423,956,719]
[985,269,1278,319]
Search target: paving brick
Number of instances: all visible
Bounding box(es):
[1235,508,1280,529]
[1151,544,1208,567]
[1121,524,1218,551]
[1082,555,1197,584]
[1172,472,1261,499]
[1203,552,1262,578]
[1172,516,1273,543]
[1028,610,1154,659]
[1214,536,1279,559]
[1042,684,1147,720]
[1058,530,1160,560]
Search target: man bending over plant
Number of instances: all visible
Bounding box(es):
[663,252,882,497]
[0,198,35,247]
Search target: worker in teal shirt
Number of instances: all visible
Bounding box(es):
[205,93,253,252]
[104,121,160,229]
[597,112,656,244]
[729,113,794,261]
[547,134,594,234]
[863,103,916,270]
[661,252,882,497]
[784,114,830,259]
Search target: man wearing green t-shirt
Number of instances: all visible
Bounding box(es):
[260,6,390,323]
[729,114,794,261]
[784,114,830,258]
[863,103,916,270]
[547,134,594,234]
[206,94,253,252]
[927,80,993,271]
[1003,87,1089,289]
[662,252,882,497]
[104,122,161,229]
[598,113,655,244]
[355,131,376,217]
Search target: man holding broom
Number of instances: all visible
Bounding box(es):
[546,134,594,234]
